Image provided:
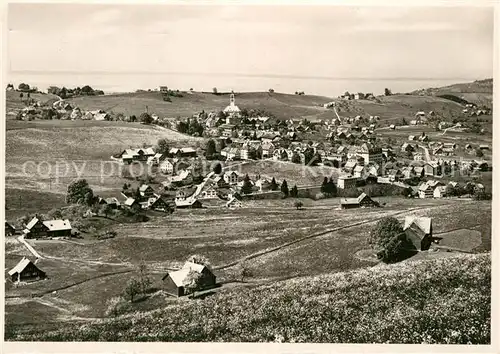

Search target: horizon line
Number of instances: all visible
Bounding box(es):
[8,70,491,82]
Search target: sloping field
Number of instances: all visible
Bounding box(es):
[410,79,493,108]
[64,90,469,123]
[4,121,202,194]
[66,91,334,120]
[6,253,490,343]
[333,94,465,122]
[5,90,60,114]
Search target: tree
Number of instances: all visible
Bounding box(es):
[475,148,484,158]
[212,87,218,95]
[81,85,94,95]
[237,262,252,282]
[122,183,128,191]
[290,185,299,198]
[303,147,315,165]
[183,269,203,295]
[213,162,222,175]
[187,254,211,270]
[294,201,303,210]
[291,152,302,164]
[321,177,329,194]
[156,138,170,155]
[269,88,274,93]
[445,184,460,197]
[384,88,392,96]
[42,108,59,120]
[123,278,141,302]
[326,177,337,197]
[139,112,153,124]
[18,83,30,92]
[66,179,94,205]
[19,93,24,99]
[241,174,253,195]
[137,262,152,294]
[281,179,289,198]
[59,87,68,99]
[270,177,279,191]
[99,203,112,218]
[205,139,217,159]
[369,217,403,248]
[369,217,415,263]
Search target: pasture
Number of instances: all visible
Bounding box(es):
[5,90,60,115]
[4,120,202,196]
[67,91,335,121]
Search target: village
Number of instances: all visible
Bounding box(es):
[5,82,492,300]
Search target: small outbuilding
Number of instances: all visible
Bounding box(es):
[8,257,46,283]
[340,192,379,209]
[162,261,217,297]
[403,216,434,251]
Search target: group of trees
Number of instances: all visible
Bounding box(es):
[48,85,104,99]
[66,179,95,206]
[17,83,38,93]
[177,118,204,137]
[241,174,253,194]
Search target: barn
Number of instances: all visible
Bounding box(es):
[403,216,434,251]
[340,193,379,209]
[8,257,46,283]
[162,261,216,297]
[24,217,72,239]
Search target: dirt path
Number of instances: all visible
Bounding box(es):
[17,235,43,259]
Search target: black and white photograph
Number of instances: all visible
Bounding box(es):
[1,1,496,348]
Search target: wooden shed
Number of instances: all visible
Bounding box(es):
[8,257,46,283]
[162,261,216,297]
[403,216,433,251]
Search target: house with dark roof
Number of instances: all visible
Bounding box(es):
[24,217,72,239]
[340,193,379,209]
[8,257,46,283]
[146,195,173,212]
[403,216,434,251]
[162,261,216,297]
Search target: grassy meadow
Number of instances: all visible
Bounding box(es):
[6,253,490,343]
[4,197,489,330]
[4,120,202,196]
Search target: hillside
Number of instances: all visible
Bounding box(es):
[410,78,493,108]
[6,253,490,343]
[63,89,478,123]
[5,90,60,115]
[66,91,334,121]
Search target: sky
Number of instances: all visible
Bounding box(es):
[6,4,494,96]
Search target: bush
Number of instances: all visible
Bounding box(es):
[105,297,132,317]
[95,230,117,240]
